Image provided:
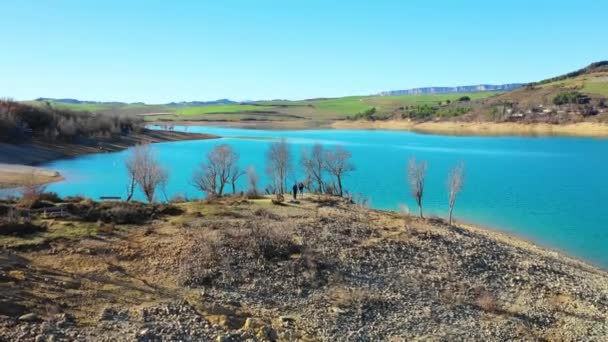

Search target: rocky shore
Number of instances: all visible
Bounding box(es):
[1,196,607,341]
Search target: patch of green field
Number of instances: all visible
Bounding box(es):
[174,104,276,116]
[258,92,498,120]
[582,80,608,97]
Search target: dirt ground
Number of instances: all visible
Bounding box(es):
[1,196,607,340]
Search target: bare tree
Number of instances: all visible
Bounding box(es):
[192,163,217,197]
[125,153,139,201]
[301,143,325,193]
[193,144,240,196]
[407,157,427,218]
[230,165,246,195]
[266,138,292,194]
[447,162,465,225]
[323,146,355,197]
[18,171,47,208]
[127,144,168,203]
[246,165,258,195]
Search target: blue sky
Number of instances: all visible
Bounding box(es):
[1,0,606,103]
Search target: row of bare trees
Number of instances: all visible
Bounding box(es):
[123,139,356,203]
[122,142,464,226]
[407,157,465,225]
[264,139,356,197]
[301,143,355,196]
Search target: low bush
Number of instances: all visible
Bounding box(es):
[38,192,62,203]
[0,221,46,236]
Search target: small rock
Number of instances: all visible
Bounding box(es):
[19,313,39,322]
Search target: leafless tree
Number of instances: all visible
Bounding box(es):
[407,157,428,218]
[246,165,259,195]
[323,146,355,197]
[230,165,246,195]
[193,144,240,196]
[192,163,217,197]
[18,171,47,208]
[125,153,138,201]
[301,143,325,193]
[266,138,292,194]
[126,144,168,203]
[447,162,465,225]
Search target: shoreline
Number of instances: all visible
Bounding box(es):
[150,119,608,137]
[331,120,608,137]
[371,206,607,272]
[0,129,219,188]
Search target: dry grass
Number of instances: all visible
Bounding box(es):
[476,291,498,313]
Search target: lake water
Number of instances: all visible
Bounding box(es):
[28,126,608,267]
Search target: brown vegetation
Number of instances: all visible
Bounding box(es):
[1,196,607,340]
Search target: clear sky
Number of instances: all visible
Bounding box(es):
[1,0,606,103]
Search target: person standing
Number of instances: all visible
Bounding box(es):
[292,182,298,200]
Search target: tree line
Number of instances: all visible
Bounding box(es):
[125,140,465,224]
[0,99,141,144]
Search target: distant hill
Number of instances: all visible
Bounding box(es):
[35,98,128,106]
[528,61,608,86]
[35,98,238,106]
[378,84,524,96]
[164,99,237,106]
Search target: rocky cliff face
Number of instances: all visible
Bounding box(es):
[378,83,524,96]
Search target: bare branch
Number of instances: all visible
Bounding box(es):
[447,162,465,225]
[407,157,427,218]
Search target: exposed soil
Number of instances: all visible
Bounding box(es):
[1,196,607,341]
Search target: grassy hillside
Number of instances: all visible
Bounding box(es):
[460,62,608,124]
[22,61,608,128]
[27,92,500,125]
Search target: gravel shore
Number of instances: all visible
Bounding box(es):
[1,196,607,341]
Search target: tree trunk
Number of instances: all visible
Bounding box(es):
[232,182,236,195]
[448,206,453,225]
[218,183,225,196]
[337,175,343,197]
[126,177,135,202]
[418,204,423,218]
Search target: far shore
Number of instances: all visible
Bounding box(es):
[0,129,219,189]
[149,119,608,137]
[332,120,608,137]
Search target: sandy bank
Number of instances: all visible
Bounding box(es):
[331,120,608,137]
[0,129,218,188]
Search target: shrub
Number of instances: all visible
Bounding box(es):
[458,96,471,102]
[553,91,588,105]
[38,192,62,203]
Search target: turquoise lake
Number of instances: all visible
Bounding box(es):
[32,126,608,267]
